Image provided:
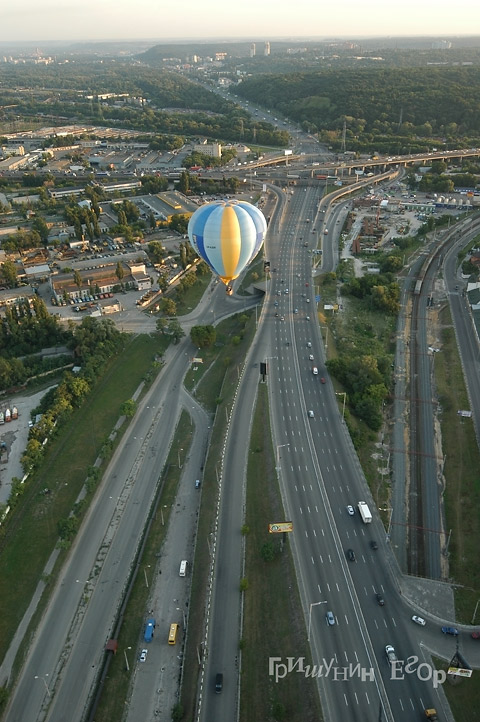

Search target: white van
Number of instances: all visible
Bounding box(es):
[179,560,188,577]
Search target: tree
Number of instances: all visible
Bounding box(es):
[115,261,125,284]
[73,269,83,292]
[167,319,185,344]
[32,215,49,244]
[161,298,177,316]
[190,325,216,348]
[120,399,137,417]
[1,260,17,288]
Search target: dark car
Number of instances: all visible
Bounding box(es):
[370,540,378,550]
[347,549,356,562]
[442,626,459,636]
[376,593,385,606]
[215,673,223,693]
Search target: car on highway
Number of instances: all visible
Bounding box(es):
[347,549,356,562]
[376,593,385,606]
[326,611,335,626]
[442,626,459,636]
[370,540,378,550]
[215,673,223,693]
[307,341,312,348]
[471,631,480,639]
[347,505,355,516]
[385,645,397,665]
[306,315,310,320]
[139,649,148,662]
[320,377,326,384]
[312,367,318,375]
[308,410,314,418]
[309,354,314,361]
[412,615,426,626]
[280,316,285,321]
[195,479,201,489]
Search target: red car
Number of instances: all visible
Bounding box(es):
[472,631,480,639]
[320,377,326,384]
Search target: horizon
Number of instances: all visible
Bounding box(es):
[2,0,480,45]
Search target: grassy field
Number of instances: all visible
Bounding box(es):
[0,333,164,685]
[241,384,322,722]
[434,308,480,620]
[433,656,480,722]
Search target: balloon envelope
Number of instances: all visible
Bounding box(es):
[187,200,267,285]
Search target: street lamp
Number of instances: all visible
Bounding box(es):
[123,646,132,671]
[321,326,329,352]
[178,448,184,469]
[471,599,480,625]
[176,607,187,629]
[276,443,290,472]
[335,392,346,421]
[379,506,393,538]
[34,673,50,697]
[307,601,327,641]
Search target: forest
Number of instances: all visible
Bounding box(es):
[232,66,480,151]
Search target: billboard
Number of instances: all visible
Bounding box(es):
[269,522,293,533]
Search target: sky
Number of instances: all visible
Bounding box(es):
[2,0,480,43]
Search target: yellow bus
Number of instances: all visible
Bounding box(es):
[168,623,179,645]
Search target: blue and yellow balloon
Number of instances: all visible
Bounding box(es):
[188,200,267,294]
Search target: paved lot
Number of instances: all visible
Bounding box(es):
[0,386,56,504]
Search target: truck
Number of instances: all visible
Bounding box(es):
[358,501,372,524]
[144,618,156,643]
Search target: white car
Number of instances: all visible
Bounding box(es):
[309,354,314,361]
[308,410,314,418]
[385,645,397,665]
[312,367,318,375]
[347,505,355,516]
[412,615,426,626]
[139,649,148,662]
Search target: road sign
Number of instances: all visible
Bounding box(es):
[269,522,293,533]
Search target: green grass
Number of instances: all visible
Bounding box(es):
[0,334,164,676]
[241,384,323,722]
[433,657,480,722]
[434,309,480,620]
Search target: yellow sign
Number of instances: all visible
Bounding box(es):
[269,522,293,533]
[192,358,203,363]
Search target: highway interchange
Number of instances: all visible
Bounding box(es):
[4,115,480,722]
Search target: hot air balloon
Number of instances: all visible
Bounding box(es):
[187,200,267,294]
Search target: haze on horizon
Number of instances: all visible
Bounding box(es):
[2,0,480,44]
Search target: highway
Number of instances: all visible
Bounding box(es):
[5,109,476,721]
[4,328,207,722]
[263,185,429,721]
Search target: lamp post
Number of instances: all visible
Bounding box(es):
[276,444,290,472]
[123,646,132,671]
[34,673,50,697]
[379,506,393,538]
[321,326,329,351]
[335,392,346,421]
[471,599,480,625]
[307,601,327,641]
[178,448,183,469]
